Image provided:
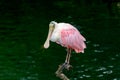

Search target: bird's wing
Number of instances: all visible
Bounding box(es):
[60,28,86,53]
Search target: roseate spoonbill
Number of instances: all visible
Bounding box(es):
[44,21,86,70]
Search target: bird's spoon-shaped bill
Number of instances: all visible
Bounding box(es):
[44,28,53,48]
[44,38,49,48]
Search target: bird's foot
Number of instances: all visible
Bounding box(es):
[55,63,72,76]
[62,63,72,70]
[65,64,72,70]
[55,63,71,80]
[55,63,66,75]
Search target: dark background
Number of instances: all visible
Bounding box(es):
[0,0,120,80]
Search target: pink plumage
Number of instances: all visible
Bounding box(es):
[56,23,86,53]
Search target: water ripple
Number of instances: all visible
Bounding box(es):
[94,50,104,53]
[77,70,84,73]
[107,65,114,68]
[103,70,113,74]
[95,67,107,71]
[93,44,100,47]
[97,74,104,77]
[79,74,91,79]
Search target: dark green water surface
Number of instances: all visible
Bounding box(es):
[0,3,120,80]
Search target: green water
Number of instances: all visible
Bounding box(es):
[0,2,120,80]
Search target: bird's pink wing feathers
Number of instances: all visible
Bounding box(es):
[59,28,86,53]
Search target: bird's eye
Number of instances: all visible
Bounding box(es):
[50,21,56,27]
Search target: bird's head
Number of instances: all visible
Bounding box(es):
[49,21,57,30]
[43,21,57,49]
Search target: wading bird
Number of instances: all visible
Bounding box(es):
[44,21,86,72]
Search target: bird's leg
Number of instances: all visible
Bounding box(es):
[64,48,72,70]
[56,48,71,72]
[55,48,71,80]
[56,48,72,73]
[65,48,70,63]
